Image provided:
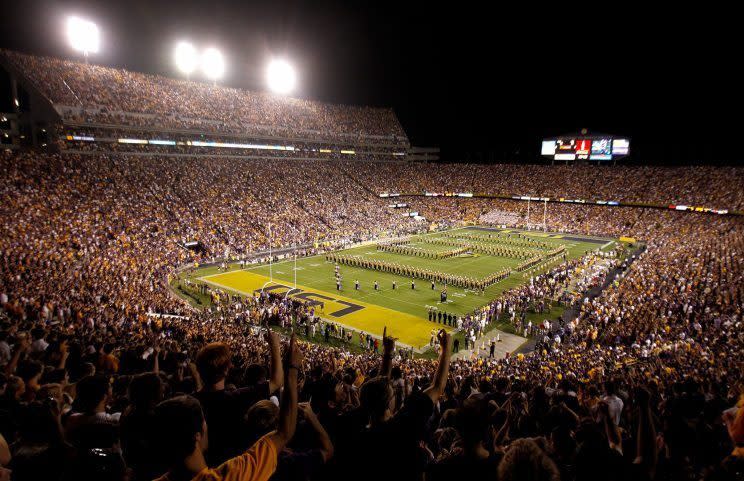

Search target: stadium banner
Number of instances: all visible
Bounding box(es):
[669,205,729,215]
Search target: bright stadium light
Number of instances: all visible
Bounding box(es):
[67,17,99,60]
[201,48,225,82]
[266,59,297,94]
[174,42,198,77]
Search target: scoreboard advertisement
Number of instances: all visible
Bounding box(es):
[541,136,629,161]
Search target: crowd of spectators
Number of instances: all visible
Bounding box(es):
[347,162,744,211]
[1,50,408,146]
[1,148,743,481]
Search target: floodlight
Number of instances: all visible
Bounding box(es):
[67,17,99,56]
[174,42,198,76]
[267,59,297,94]
[201,48,225,81]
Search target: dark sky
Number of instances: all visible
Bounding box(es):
[1,1,741,164]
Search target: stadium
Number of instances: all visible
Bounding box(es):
[0,4,743,481]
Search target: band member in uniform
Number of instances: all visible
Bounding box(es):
[431,280,435,290]
[392,280,397,290]
[336,279,341,291]
[374,280,379,291]
[411,280,415,290]
[355,279,360,290]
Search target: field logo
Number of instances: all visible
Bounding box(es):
[256,283,365,318]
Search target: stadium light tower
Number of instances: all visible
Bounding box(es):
[66,16,99,63]
[266,59,297,95]
[201,48,225,85]
[174,42,198,78]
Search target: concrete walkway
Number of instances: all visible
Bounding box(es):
[452,328,526,360]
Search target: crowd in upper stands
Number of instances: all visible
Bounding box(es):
[348,162,744,211]
[0,50,408,145]
[1,148,743,480]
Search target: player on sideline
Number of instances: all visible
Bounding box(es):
[355,279,360,290]
[374,280,379,291]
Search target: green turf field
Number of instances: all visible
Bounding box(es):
[184,227,616,349]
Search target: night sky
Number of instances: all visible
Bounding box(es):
[1,1,741,164]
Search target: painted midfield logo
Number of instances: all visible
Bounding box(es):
[257,284,365,317]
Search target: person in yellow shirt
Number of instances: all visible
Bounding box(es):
[153,334,303,481]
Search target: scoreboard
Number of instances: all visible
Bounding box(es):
[541,136,630,161]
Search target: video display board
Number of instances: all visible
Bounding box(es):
[541,136,629,161]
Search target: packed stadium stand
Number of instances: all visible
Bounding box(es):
[0,50,743,481]
[0,50,409,160]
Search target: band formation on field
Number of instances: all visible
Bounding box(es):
[193,227,615,349]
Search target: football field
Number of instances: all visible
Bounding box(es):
[193,227,615,349]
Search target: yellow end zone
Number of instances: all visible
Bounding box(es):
[200,270,450,349]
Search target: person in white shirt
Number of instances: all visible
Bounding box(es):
[0,332,10,364]
[30,327,49,353]
[602,380,624,426]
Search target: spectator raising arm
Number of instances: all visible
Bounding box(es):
[0,433,10,467]
[380,326,395,379]
[298,402,334,462]
[423,330,453,404]
[269,334,302,452]
[633,387,657,479]
[266,329,284,393]
[5,336,30,376]
[598,401,622,454]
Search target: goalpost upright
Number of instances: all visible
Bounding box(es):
[268,223,273,282]
[294,239,297,290]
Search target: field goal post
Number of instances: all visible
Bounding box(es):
[525,198,548,232]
